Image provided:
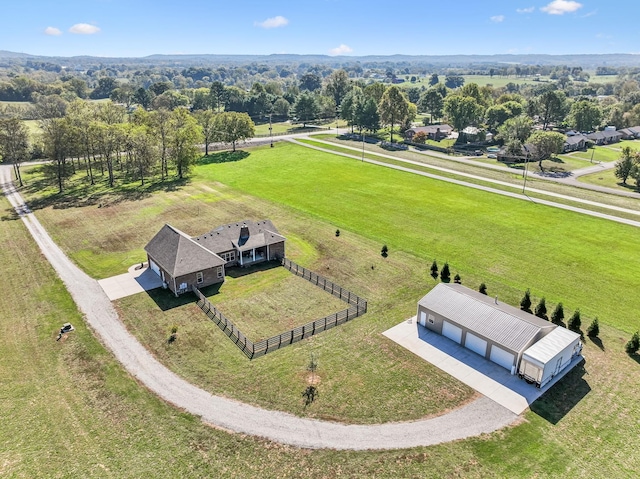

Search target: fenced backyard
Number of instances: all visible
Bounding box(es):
[193,258,367,359]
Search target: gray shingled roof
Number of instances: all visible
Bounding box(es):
[192,219,285,254]
[408,124,453,135]
[145,224,224,277]
[419,283,555,353]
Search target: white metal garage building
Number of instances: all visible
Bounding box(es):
[417,283,581,382]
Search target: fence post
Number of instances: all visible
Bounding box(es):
[290,330,294,344]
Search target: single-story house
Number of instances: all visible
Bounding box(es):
[417,283,582,385]
[405,124,452,141]
[617,128,637,140]
[145,220,285,296]
[563,133,588,152]
[586,130,622,145]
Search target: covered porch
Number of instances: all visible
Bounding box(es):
[238,245,269,266]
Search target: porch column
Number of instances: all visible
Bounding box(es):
[267,244,270,260]
[240,251,243,266]
[252,248,255,262]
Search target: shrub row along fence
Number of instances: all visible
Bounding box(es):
[193,258,367,360]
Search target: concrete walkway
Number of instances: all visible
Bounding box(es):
[0,164,518,450]
[384,318,583,415]
[98,263,164,300]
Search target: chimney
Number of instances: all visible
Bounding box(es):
[239,224,250,241]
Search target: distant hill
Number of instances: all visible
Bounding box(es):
[0,50,639,68]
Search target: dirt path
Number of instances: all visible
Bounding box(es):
[0,164,517,450]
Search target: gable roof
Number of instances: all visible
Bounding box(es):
[407,124,452,134]
[145,224,224,277]
[193,219,285,254]
[419,283,556,353]
[564,134,587,145]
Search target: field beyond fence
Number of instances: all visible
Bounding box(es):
[193,258,367,359]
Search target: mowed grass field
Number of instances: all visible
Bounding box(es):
[4,185,640,477]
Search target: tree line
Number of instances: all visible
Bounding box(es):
[0,98,254,193]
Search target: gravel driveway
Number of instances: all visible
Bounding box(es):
[1,164,517,450]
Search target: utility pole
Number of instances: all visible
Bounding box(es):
[269,113,273,148]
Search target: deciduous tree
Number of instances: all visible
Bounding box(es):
[527,130,565,168]
[378,85,410,143]
[568,100,602,132]
[0,118,30,186]
[213,111,255,152]
[168,108,203,179]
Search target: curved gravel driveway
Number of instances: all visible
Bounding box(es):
[1,164,517,450]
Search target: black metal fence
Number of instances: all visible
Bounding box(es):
[192,258,367,360]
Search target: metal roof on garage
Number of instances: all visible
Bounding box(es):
[418,283,556,354]
[522,326,580,365]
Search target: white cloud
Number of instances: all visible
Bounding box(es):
[582,9,597,17]
[44,26,62,36]
[541,0,583,15]
[255,16,289,29]
[516,7,535,13]
[69,23,101,34]
[329,44,353,56]
[490,15,505,23]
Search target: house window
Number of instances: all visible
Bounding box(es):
[221,251,235,262]
[217,266,223,278]
[428,314,435,324]
[196,272,204,284]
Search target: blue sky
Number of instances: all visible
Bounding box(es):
[0,0,633,58]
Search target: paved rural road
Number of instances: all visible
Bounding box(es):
[0,164,518,450]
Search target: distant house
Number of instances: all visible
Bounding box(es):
[404,124,453,141]
[617,128,636,140]
[563,133,588,152]
[145,220,285,296]
[619,126,640,139]
[417,283,582,386]
[586,130,622,145]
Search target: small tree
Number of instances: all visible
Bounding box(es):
[412,131,427,144]
[430,260,439,279]
[479,283,487,295]
[534,297,548,320]
[335,229,340,237]
[625,331,640,355]
[454,273,461,284]
[550,302,565,325]
[520,289,532,313]
[440,262,450,282]
[381,244,388,257]
[586,317,600,338]
[568,309,581,332]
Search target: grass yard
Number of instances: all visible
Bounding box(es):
[578,168,640,192]
[4,191,640,477]
[253,120,293,136]
[200,263,349,340]
[571,146,622,163]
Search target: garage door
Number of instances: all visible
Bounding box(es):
[149,259,160,276]
[418,311,427,327]
[465,332,487,357]
[442,321,462,344]
[489,345,515,371]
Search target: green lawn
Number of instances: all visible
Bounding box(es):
[571,146,622,163]
[253,120,293,136]
[578,168,640,192]
[5,189,640,476]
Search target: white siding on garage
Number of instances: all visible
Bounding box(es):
[465,332,488,357]
[490,345,515,371]
[419,311,427,327]
[442,321,463,344]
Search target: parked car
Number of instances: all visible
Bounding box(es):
[487,154,497,159]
